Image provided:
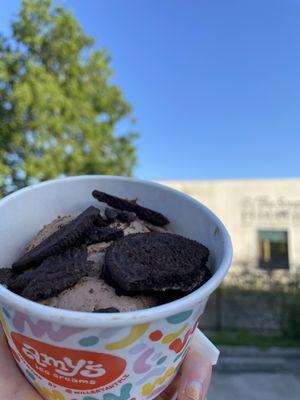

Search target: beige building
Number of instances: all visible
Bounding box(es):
[162,179,300,279]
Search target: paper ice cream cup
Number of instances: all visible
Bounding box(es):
[0,176,232,400]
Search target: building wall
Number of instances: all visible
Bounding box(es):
[161,179,300,273]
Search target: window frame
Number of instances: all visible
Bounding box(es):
[257,229,289,270]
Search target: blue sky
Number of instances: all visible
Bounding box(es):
[1,0,300,180]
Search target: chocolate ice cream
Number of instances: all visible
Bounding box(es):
[30,215,158,312]
[41,277,158,312]
[1,190,211,312]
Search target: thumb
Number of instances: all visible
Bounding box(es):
[177,346,212,400]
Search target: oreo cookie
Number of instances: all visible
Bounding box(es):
[12,206,100,271]
[8,268,34,294]
[104,207,119,223]
[86,226,124,245]
[11,246,90,301]
[93,307,120,313]
[105,207,136,223]
[103,232,209,294]
[0,268,14,287]
[92,190,169,226]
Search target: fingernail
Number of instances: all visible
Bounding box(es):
[185,380,202,399]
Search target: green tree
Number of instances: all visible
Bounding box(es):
[0,0,137,196]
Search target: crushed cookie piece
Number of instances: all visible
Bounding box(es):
[92,190,169,226]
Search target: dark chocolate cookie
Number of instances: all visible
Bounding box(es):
[11,246,90,301]
[92,190,169,226]
[12,206,100,272]
[86,226,124,245]
[94,213,110,228]
[105,207,136,223]
[0,268,14,287]
[104,207,119,223]
[93,307,120,313]
[8,268,35,293]
[103,232,210,294]
[116,210,136,223]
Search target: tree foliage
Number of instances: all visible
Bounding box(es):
[0,0,137,196]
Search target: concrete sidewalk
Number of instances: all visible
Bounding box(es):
[208,372,300,400]
[207,346,300,399]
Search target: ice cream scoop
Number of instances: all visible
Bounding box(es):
[41,276,158,312]
[24,212,159,311]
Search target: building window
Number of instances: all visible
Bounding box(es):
[258,230,289,270]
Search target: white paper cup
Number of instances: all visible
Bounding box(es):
[0,176,232,400]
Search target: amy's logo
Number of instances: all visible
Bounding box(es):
[12,333,127,390]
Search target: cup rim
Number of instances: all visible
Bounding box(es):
[0,175,232,327]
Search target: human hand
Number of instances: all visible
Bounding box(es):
[156,336,212,400]
[0,326,41,400]
[0,327,211,400]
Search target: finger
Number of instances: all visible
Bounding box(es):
[0,328,41,400]
[155,369,182,400]
[177,347,212,400]
[156,376,179,400]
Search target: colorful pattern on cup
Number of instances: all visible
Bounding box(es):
[0,302,205,400]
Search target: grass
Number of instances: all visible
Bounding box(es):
[206,330,300,349]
